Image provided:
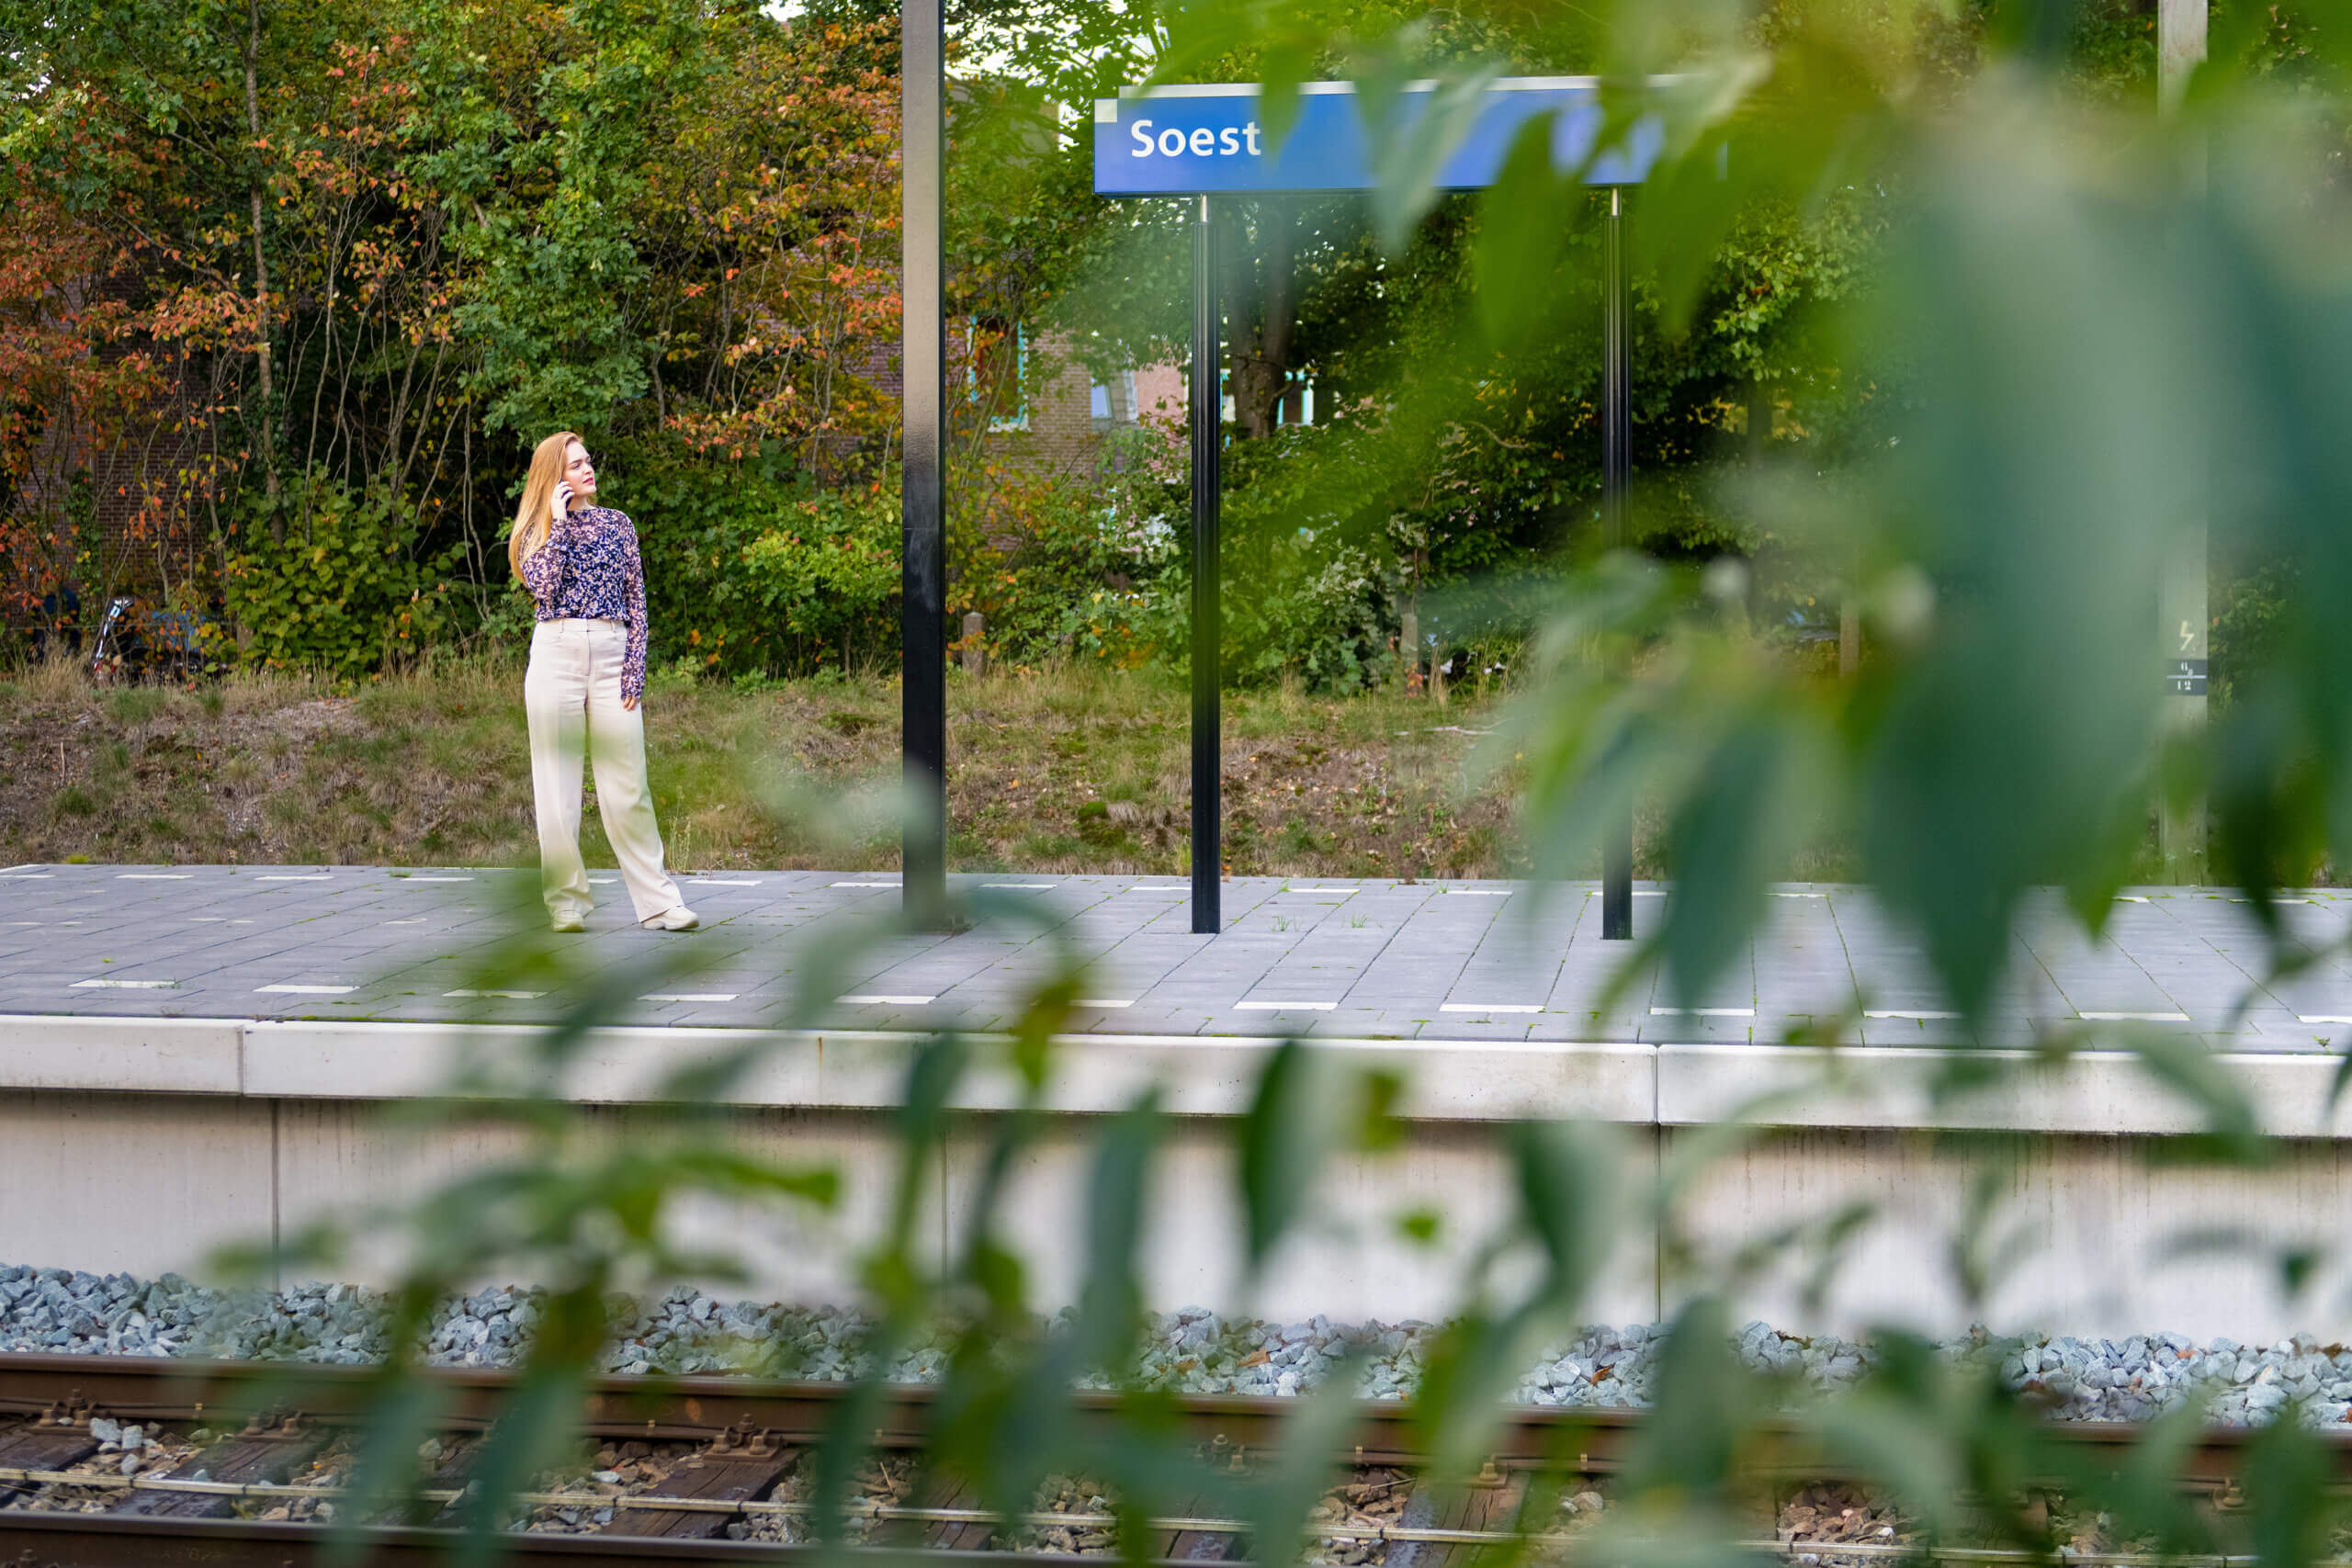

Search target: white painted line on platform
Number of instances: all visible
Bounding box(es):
[982,883,1057,889]
[1124,885,1189,893]
[259,874,333,882]
[639,992,740,1003]
[1280,886,1355,894]
[1238,1000,1339,1011]
[1595,888,1668,897]
[190,917,224,922]
[2297,1015,2352,1025]
[1078,998,1134,1009]
[840,994,934,1006]
[384,919,427,926]
[2,921,37,926]
[589,877,618,885]
[0,864,40,874]
[117,874,189,880]
[831,881,899,888]
[1446,888,1512,896]
[1773,892,1827,898]
[2116,895,2150,903]
[1442,1002,1543,1013]
[689,878,762,886]
[2079,1010,2191,1022]
[73,978,179,989]
[0,874,51,879]
[1867,1010,1962,1020]
[1651,1006,1756,1018]
[257,984,356,995]
[446,988,545,1000]
[402,875,475,883]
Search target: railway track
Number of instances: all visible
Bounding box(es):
[0,1352,2339,1566]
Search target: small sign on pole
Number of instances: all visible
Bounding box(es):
[1087,77,1668,934]
[1093,79,1665,195]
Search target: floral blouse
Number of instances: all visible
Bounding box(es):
[521,505,650,702]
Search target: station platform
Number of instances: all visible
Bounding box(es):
[1,861,2344,1049]
[4,862,2350,1341]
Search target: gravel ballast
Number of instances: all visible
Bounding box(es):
[0,1262,2340,1428]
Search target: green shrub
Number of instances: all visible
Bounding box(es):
[616,443,1177,680]
[224,478,460,677]
[741,486,902,673]
[951,463,1177,671]
[614,449,898,678]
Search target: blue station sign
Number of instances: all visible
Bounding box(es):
[1092,78,1665,197]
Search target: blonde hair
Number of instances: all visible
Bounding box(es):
[508,430,583,579]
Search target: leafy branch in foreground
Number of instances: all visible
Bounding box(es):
[206,0,2352,1562]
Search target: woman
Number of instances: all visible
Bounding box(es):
[509,431,699,933]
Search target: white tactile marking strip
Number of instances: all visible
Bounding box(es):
[640,992,739,1003]
[73,979,178,989]
[446,989,544,999]
[2079,1011,2191,1022]
[117,874,188,881]
[1443,1002,1542,1013]
[1238,1000,1338,1011]
[840,994,934,1006]
[256,984,355,995]
[1652,1007,1755,1018]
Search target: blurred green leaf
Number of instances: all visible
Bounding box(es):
[1238,1041,1345,1274]
[1514,1119,1623,1306]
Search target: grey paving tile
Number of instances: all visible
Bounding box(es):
[15,862,2352,1053]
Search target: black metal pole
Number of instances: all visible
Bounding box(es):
[900,0,946,924]
[1190,195,1222,935]
[1601,186,1634,941]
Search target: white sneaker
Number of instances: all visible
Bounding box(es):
[641,906,700,931]
[550,912,587,933]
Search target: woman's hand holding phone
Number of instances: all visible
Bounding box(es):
[550,482,573,524]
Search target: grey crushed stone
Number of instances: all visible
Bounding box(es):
[0,1263,2341,1427]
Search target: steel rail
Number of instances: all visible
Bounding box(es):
[0,1350,2340,1487]
[2,1506,2349,1568]
[0,1350,1637,1467]
[0,1515,1136,1566]
[0,1467,1506,1543]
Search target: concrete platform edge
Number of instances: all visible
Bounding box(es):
[2,1014,2344,1137]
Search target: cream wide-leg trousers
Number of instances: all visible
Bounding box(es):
[524,617,683,923]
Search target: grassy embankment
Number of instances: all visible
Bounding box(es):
[0,656,1559,878]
